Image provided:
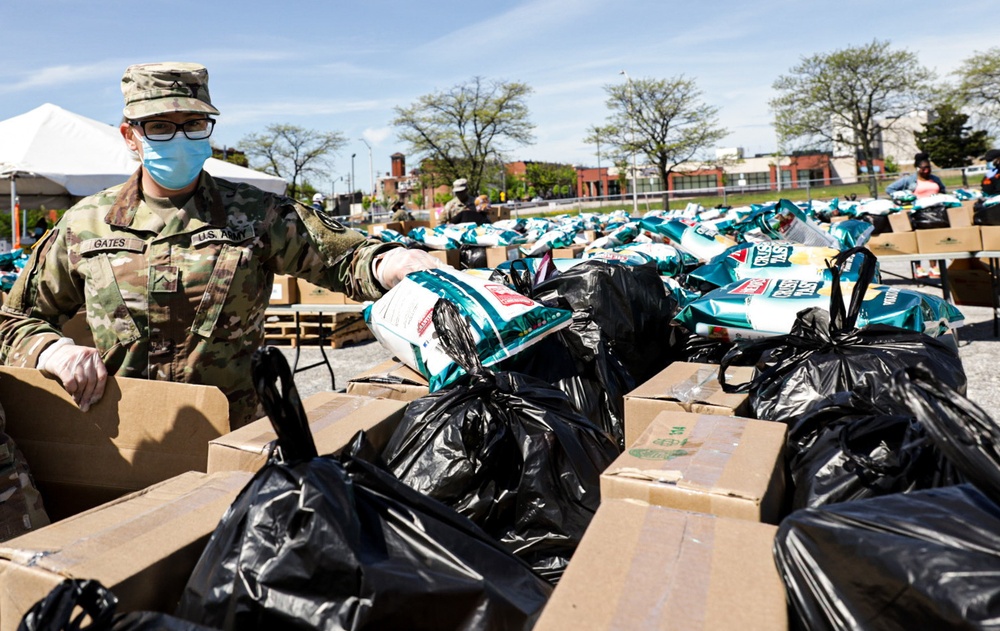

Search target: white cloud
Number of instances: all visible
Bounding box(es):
[0,61,120,94]
[363,127,392,145]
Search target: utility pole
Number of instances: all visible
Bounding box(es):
[620,70,639,215]
[360,139,374,198]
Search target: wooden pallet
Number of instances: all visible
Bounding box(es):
[263,310,373,348]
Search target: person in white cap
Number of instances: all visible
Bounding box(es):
[311,193,325,212]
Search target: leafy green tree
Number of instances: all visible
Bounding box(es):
[915,102,990,169]
[523,162,577,198]
[599,75,727,210]
[953,47,1000,132]
[392,77,535,196]
[239,124,346,199]
[771,40,935,198]
[883,156,899,174]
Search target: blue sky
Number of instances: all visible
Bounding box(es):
[3,0,996,191]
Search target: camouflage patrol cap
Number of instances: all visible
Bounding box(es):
[121,62,220,119]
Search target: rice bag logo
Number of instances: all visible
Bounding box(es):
[772,279,820,298]
[693,224,719,238]
[753,243,790,267]
[731,278,770,295]
[485,283,535,307]
[728,248,750,264]
[416,308,434,335]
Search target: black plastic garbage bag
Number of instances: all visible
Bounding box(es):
[856,212,891,235]
[382,300,620,582]
[529,259,681,385]
[459,244,487,269]
[176,346,552,631]
[775,484,1000,631]
[909,203,950,230]
[501,319,636,447]
[974,199,1000,226]
[720,247,966,421]
[892,364,1000,504]
[785,391,962,510]
[19,579,214,631]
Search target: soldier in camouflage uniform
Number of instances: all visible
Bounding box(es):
[440,178,472,223]
[0,62,444,430]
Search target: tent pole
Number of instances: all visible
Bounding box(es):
[9,177,15,249]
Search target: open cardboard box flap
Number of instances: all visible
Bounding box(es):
[0,366,230,518]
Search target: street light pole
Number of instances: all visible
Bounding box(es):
[620,70,639,215]
[359,139,374,198]
[351,153,356,197]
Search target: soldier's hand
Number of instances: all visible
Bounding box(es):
[375,247,450,289]
[41,344,108,412]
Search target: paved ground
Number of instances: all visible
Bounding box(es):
[281,259,999,412]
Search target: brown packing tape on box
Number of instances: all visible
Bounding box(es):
[623,361,753,448]
[0,470,251,631]
[0,367,230,521]
[601,410,786,523]
[207,393,408,474]
[346,359,430,402]
[533,500,786,631]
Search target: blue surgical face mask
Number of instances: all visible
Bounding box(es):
[138,133,212,191]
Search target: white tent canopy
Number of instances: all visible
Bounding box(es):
[0,103,287,212]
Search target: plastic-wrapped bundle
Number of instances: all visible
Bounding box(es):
[176,347,553,631]
[407,226,460,250]
[519,228,578,256]
[717,248,967,421]
[581,243,686,277]
[459,224,528,247]
[364,267,571,391]
[377,228,418,246]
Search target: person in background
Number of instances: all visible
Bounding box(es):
[886,152,946,279]
[440,178,472,223]
[981,149,1000,197]
[0,61,444,428]
[449,194,492,225]
[390,199,413,222]
[311,193,325,212]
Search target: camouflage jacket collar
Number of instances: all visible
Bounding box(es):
[105,169,228,234]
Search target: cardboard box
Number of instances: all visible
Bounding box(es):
[427,249,461,268]
[551,244,586,259]
[295,279,361,305]
[948,204,974,228]
[346,359,430,402]
[207,393,408,474]
[402,220,430,234]
[624,362,753,448]
[0,367,230,520]
[485,245,519,269]
[269,274,297,305]
[366,222,391,237]
[868,231,919,256]
[601,411,787,523]
[487,207,512,222]
[0,470,251,631]
[948,259,995,307]
[533,500,787,631]
[916,226,982,253]
[981,226,1000,251]
[888,212,913,233]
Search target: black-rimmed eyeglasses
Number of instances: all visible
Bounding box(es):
[128,118,215,142]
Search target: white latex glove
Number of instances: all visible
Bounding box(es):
[374,248,449,289]
[40,342,108,412]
